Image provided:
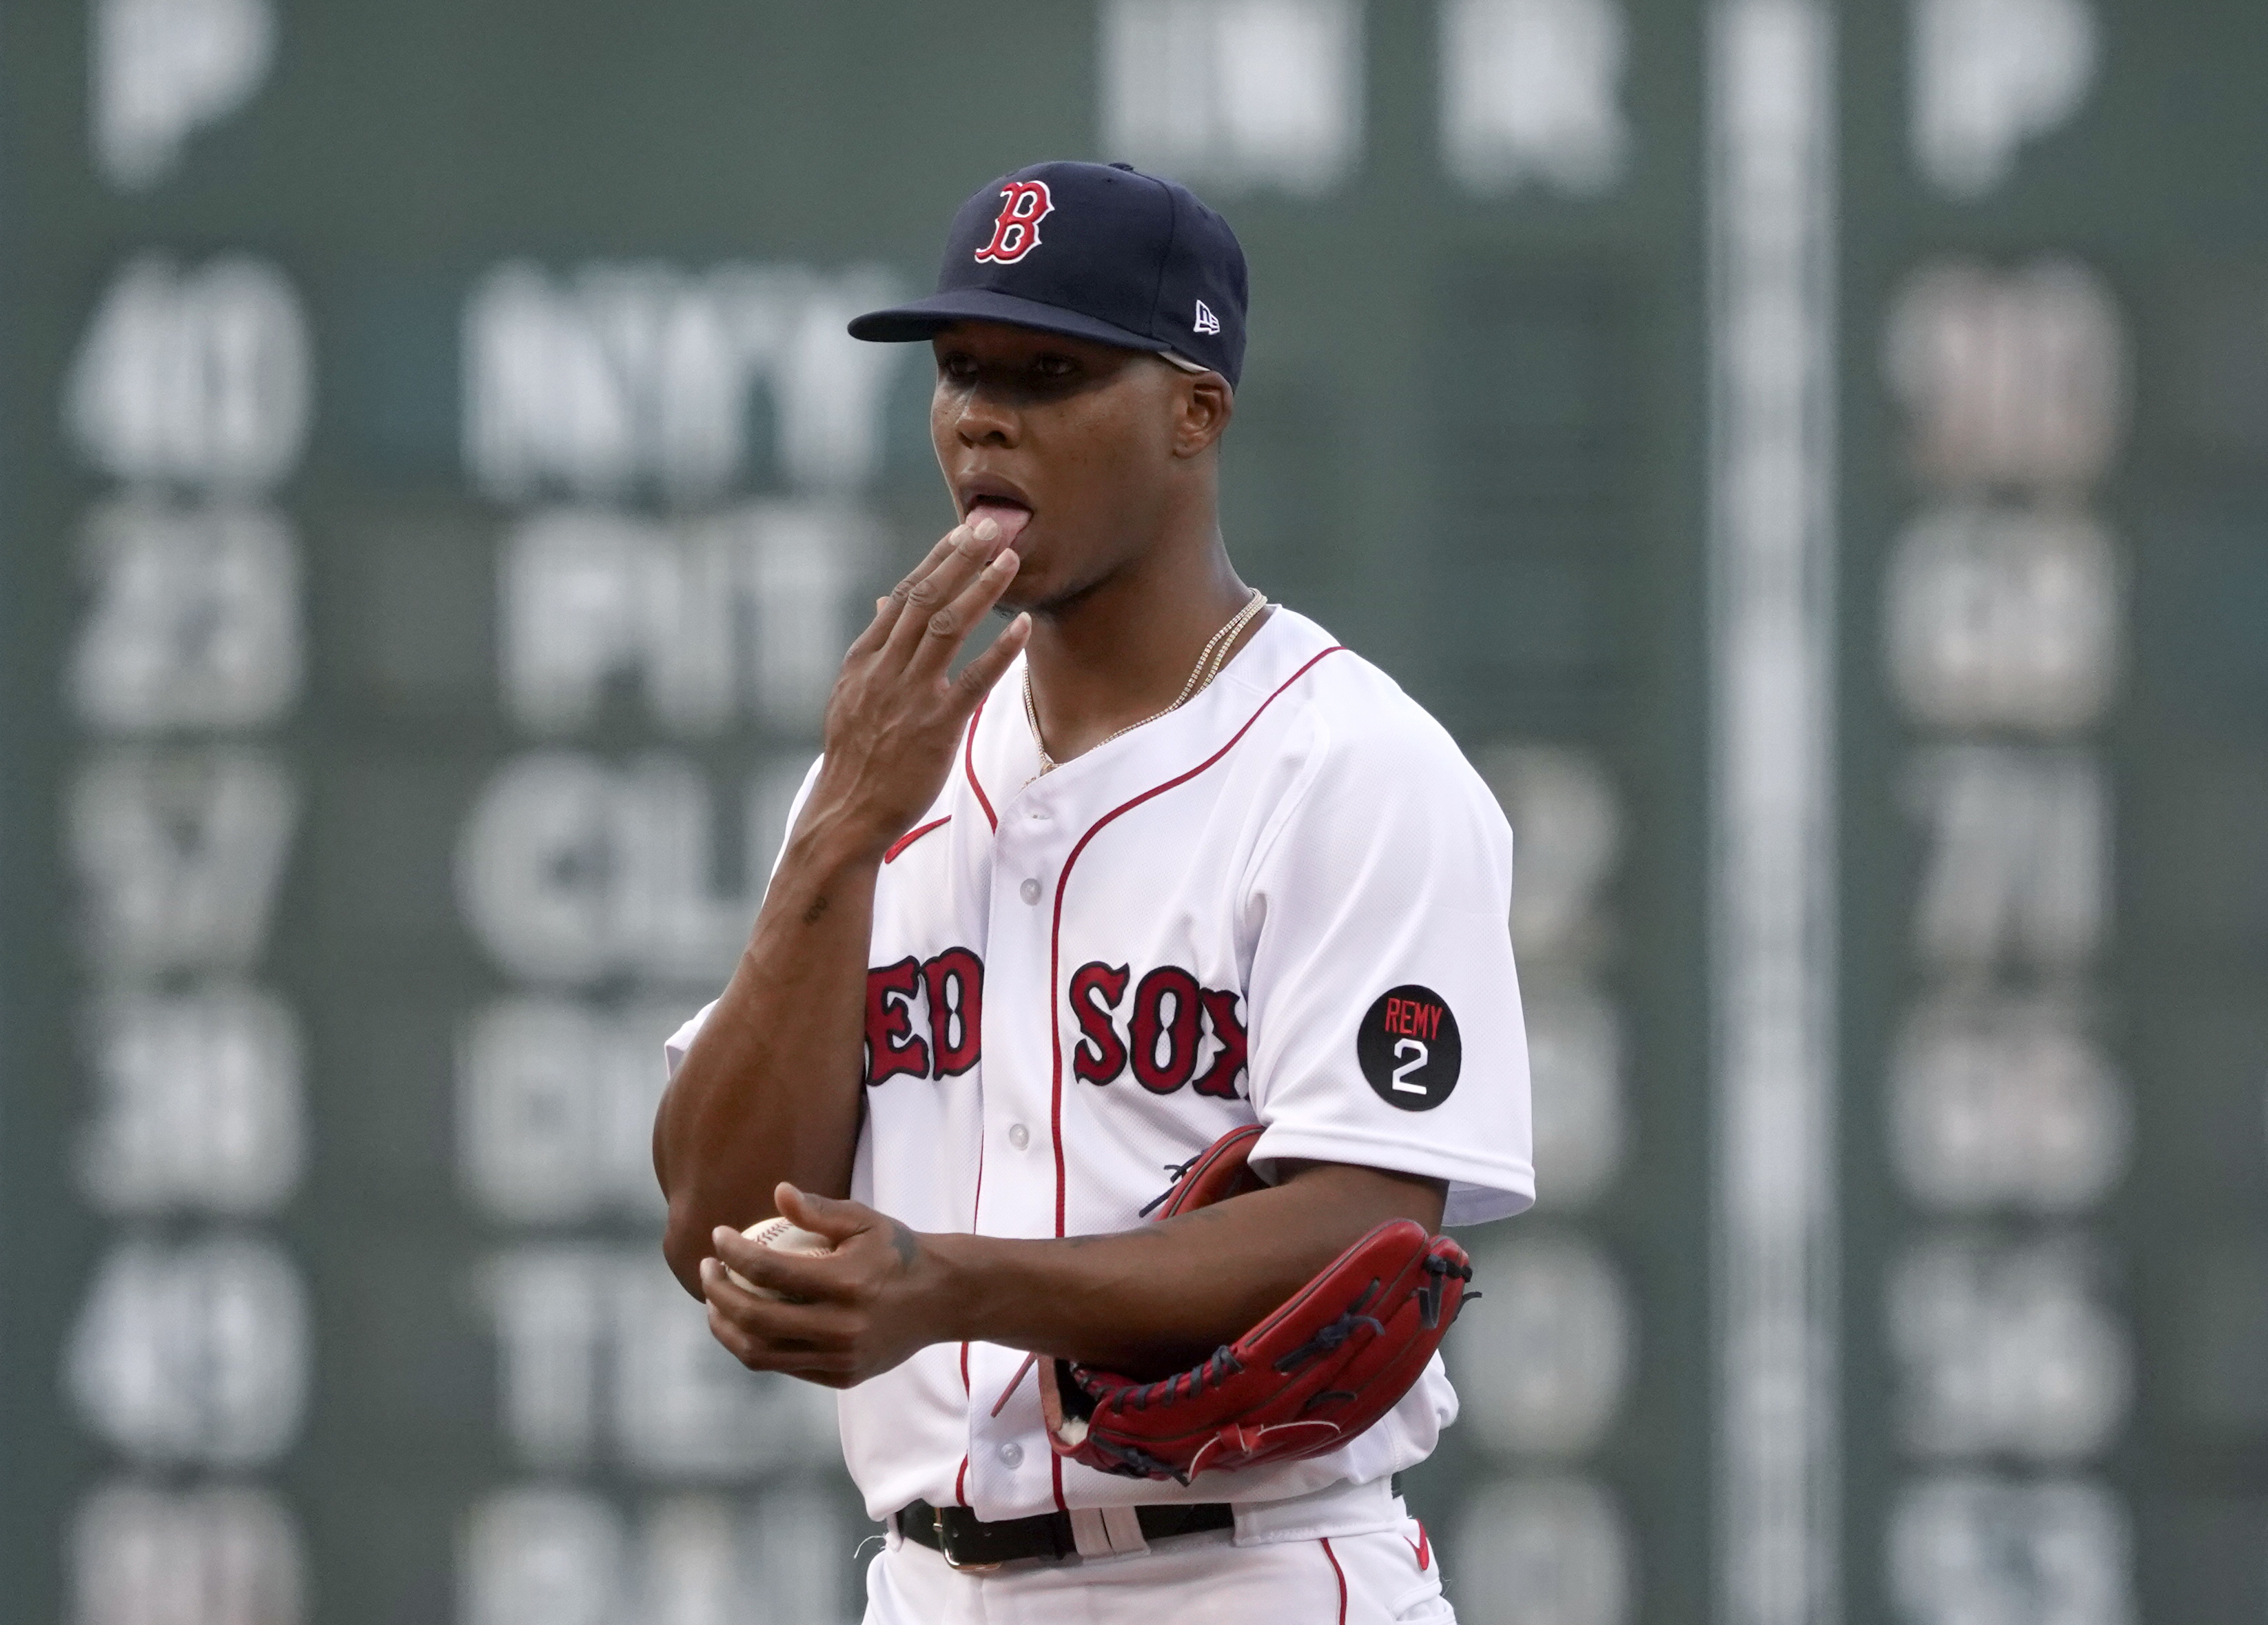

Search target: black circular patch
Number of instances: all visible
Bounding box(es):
[1358,985,1462,1112]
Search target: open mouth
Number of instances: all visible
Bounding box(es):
[963,493,1033,547]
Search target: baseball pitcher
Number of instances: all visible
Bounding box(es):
[654,161,1534,1624]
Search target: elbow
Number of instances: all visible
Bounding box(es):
[661,1207,714,1299]
[652,1095,719,1297]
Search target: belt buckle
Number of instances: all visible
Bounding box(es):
[934,1509,1005,1573]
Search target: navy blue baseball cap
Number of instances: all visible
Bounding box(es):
[848,160,1249,387]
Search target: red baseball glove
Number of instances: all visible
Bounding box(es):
[1037,1124,1475,1484]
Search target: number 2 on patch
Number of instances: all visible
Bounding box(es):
[1391,1038,1429,1094]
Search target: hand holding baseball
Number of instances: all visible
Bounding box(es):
[724,1216,837,1300]
[700,1183,952,1389]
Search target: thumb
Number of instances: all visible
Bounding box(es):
[775,1183,870,1244]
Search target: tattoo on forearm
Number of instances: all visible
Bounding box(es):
[889,1220,919,1270]
[803,894,830,925]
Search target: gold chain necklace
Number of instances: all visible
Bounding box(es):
[1023,591,1268,775]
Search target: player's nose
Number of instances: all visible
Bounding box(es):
[952,382,1022,447]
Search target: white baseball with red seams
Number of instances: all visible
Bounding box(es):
[726,1216,835,1300]
[664,606,1534,1541]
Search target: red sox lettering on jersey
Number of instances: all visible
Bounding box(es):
[864,952,1252,1101]
[1069,962,1249,1098]
[864,948,986,1085]
[666,607,1534,1529]
[974,180,1054,264]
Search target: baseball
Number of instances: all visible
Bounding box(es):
[724,1216,835,1300]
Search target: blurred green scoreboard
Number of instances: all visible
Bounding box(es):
[1,3,2262,1622]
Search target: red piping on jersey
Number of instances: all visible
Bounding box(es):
[963,702,997,830]
[1045,646,1347,1239]
[1407,1520,1432,1570]
[883,816,950,863]
[1322,1537,1349,1623]
[961,858,987,1504]
[963,1085,985,1426]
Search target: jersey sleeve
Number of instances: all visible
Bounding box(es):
[662,753,824,1080]
[1240,717,1534,1227]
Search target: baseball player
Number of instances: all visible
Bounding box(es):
[654,161,1533,1623]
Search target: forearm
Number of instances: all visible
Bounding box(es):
[663,515,1028,1296]
[930,1163,1448,1378]
[655,806,880,1291]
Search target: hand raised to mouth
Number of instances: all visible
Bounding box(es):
[962,498,1031,550]
[799,513,1032,864]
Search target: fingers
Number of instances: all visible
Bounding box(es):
[706,1300,852,1380]
[883,518,1008,660]
[702,1255,855,1345]
[710,1225,845,1303]
[848,531,961,657]
[907,549,1021,677]
[955,612,1033,705]
[775,1183,872,1245]
[844,591,899,659]
[890,529,966,609]
[708,1227,819,1298]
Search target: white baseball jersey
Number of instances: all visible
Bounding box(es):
[665,606,1534,1527]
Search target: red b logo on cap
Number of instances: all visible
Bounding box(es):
[974,181,1054,265]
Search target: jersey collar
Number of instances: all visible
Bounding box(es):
[966,608,1337,819]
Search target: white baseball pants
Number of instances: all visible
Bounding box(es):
[861,1512,1455,1624]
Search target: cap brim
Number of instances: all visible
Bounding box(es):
[847,287,1170,356]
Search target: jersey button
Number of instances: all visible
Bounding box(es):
[998,1442,1024,1468]
[1018,877,1042,906]
[1008,1123,1030,1151]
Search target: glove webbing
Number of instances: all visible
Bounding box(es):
[1112,1345,1247,1412]
[1271,1279,1388,1374]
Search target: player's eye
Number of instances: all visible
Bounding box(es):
[1033,354,1076,380]
[938,353,978,382]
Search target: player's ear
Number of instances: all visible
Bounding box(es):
[1170,371,1233,458]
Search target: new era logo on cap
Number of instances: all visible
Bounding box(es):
[846,160,1251,387]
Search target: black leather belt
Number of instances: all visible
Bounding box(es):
[897,1498,1234,1570]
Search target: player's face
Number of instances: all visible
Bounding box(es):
[930,321,1192,613]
